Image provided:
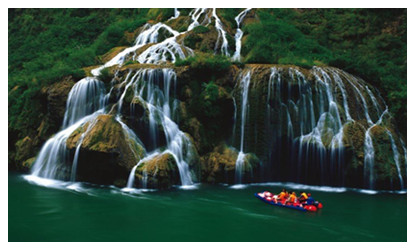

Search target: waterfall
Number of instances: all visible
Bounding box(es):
[120,68,196,188]
[328,69,353,122]
[212,8,230,57]
[387,131,404,189]
[188,8,209,31]
[32,77,107,180]
[169,8,180,20]
[338,70,374,124]
[229,66,406,189]
[364,125,376,189]
[232,8,251,61]
[31,111,104,180]
[62,77,106,128]
[70,117,100,181]
[92,22,193,76]
[400,138,407,166]
[234,71,251,184]
[127,165,139,188]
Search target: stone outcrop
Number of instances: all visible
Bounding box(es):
[66,114,145,186]
[134,152,180,189]
[201,144,260,184]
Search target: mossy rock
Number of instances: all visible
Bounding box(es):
[22,157,36,172]
[99,46,128,64]
[66,114,145,186]
[201,144,260,184]
[371,125,406,190]
[135,152,180,189]
[14,136,36,172]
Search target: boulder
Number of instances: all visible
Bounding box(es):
[66,114,145,186]
[201,144,260,184]
[135,152,180,189]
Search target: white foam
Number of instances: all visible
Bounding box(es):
[229,184,248,189]
[24,175,91,194]
[354,189,378,195]
[24,175,66,188]
[177,184,199,190]
[250,182,347,193]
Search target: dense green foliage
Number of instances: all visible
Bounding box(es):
[242,8,406,134]
[175,53,232,76]
[8,9,154,139]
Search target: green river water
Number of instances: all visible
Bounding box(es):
[8,173,406,242]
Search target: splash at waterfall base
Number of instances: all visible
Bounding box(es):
[24,62,406,191]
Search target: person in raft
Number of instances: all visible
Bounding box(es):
[306,193,315,205]
[284,191,298,205]
[298,192,309,203]
[273,188,288,202]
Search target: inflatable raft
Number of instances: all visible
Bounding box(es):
[254,191,322,212]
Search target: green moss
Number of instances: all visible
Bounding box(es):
[175,52,231,74]
[22,157,36,171]
[147,8,175,22]
[183,32,202,49]
[193,25,210,34]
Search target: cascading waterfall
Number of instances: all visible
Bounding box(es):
[232,8,251,61]
[364,125,376,189]
[70,117,101,181]
[387,131,404,190]
[232,66,406,190]
[188,8,209,31]
[122,68,196,188]
[92,22,193,76]
[31,77,107,180]
[234,71,251,184]
[62,77,106,128]
[212,8,230,56]
[169,8,180,20]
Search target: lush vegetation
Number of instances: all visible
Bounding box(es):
[8,9,153,138]
[175,52,232,76]
[242,8,407,134]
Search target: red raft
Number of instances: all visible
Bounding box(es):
[255,191,323,212]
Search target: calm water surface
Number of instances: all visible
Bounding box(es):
[8,173,406,242]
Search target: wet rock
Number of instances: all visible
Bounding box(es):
[135,152,180,189]
[14,136,36,172]
[66,114,145,186]
[201,144,260,184]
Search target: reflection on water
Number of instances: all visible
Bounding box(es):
[9,173,406,242]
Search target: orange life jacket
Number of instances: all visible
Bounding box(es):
[278,191,287,199]
[288,194,297,203]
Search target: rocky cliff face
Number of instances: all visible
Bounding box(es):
[16,8,406,191]
[18,63,407,190]
[11,77,75,172]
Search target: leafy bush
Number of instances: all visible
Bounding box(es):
[183,32,202,49]
[200,82,220,118]
[243,11,332,65]
[175,53,231,74]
